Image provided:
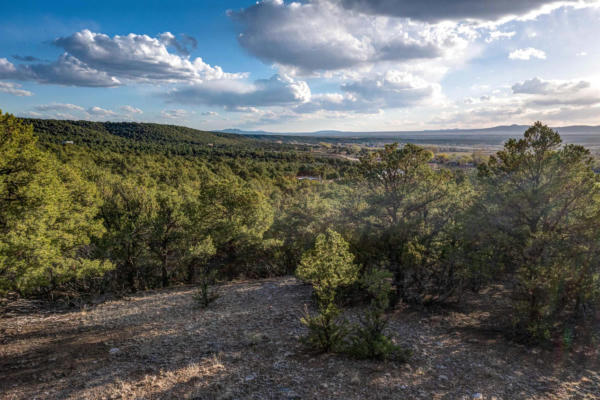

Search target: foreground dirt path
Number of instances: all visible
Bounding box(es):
[1,277,599,399]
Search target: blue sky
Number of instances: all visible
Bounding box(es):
[1,0,600,132]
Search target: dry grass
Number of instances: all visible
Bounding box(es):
[1,277,599,399]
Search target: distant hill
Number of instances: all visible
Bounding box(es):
[27,119,253,147]
[23,118,600,154]
[20,118,289,157]
[224,124,600,148]
[222,124,600,137]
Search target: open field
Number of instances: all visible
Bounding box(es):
[1,277,599,400]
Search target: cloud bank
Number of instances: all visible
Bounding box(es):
[0,30,242,87]
[338,0,590,21]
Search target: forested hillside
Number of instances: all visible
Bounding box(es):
[26,118,297,155]
[2,110,600,348]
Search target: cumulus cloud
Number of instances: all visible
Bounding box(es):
[486,30,516,42]
[52,30,242,83]
[341,70,439,107]
[19,111,44,118]
[158,32,198,56]
[434,75,600,126]
[512,77,600,106]
[512,77,589,95]
[0,55,121,87]
[161,109,190,119]
[0,82,32,96]
[0,30,242,88]
[166,68,439,116]
[166,74,311,108]
[120,105,144,114]
[338,0,593,22]
[292,70,439,115]
[294,93,368,114]
[34,103,85,112]
[29,103,146,121]
[87,106,117,117]
[229,0,471,73]
[431,104,525,126]
[508,47,547,60]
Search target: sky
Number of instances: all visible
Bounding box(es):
[1,0,600,132]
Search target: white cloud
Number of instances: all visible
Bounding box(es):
[0,55,121,87]
[341,70,440,107]
[512,77,589,95]
[294,93,368,114]
[512,77,600,106]
[54,112,79,120]
[19,111,44,118]
[29,103,146,121]
[0,30,243,88]
[486,30,516,43]
[120,105,143,114]
[160,109,190,119]
[87,106,117,117]
[166,74,311,108]
[0,81,32,96]
[53,30,242,83]
[34,103,85,112]
[229,0,473,73]
[434,75,600,127]
[508,47,547,60]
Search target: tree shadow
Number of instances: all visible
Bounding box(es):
[2,277,598,399]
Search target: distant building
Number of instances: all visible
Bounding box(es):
[296,176,321,181]
[62,140,74,145]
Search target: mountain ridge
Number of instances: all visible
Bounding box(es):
[222,124,600,137]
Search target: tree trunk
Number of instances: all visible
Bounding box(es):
[187,262,195,284]
[161,253,169,288]
[127,264,136,293]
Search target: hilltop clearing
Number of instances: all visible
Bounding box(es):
[1,277,598,400]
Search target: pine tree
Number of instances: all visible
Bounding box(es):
[475,122,600,341]
[296,229,359,352]
[347,268,410,361]
[0,110,111,296]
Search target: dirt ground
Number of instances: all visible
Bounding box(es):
[1,276,599,400]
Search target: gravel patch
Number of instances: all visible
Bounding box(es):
[1,277,598,399]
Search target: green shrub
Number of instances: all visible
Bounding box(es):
[346,268,410,361]
[296,229,360,352]
[193,274,219,309]
[300,303,348,353]
[189,237,219,308]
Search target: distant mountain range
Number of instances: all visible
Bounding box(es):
[222,125,600,138]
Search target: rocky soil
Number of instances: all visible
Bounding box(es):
[1,276,599,399]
